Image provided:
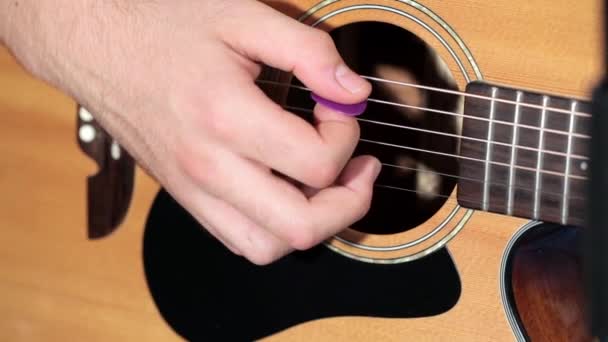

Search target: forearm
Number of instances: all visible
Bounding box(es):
[1,0,54,65]
[1,1,93,88]
[1,1,129,118]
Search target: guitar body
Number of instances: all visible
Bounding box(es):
[140,1,601,341]
[143,192,585,341]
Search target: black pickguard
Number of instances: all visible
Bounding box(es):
[143,190,461,341]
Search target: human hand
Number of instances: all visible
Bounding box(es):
[2,0,380,264]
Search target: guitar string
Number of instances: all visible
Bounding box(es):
[284,105,587,160]
[257,79,591,140]
[283,104,588,181]
[374,183,452,199]
[378,162,586,201]
[374,183,583,219]
[285,105,588,200]
[258,76,587,217]
[367,97,588,139]
[362,75,591,118]
[376,183,585,212]
[257,76,591,118]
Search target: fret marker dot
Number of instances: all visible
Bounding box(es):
[580,161,588,171]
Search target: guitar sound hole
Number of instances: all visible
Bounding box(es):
[286,22,461,234]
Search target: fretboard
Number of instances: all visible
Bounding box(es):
[457,82,591,227]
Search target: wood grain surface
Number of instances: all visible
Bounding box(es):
[0,47,182,342]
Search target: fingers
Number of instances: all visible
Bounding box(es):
[220,0,371,103]
[194,214,243,256]
[203,1,371,188]
[177,140,381,253]
[167,0,380,265]
[202,81,359,188]
[185,190,293,265]
[178,77,377,264]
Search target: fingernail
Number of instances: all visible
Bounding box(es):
[335,64,368,94]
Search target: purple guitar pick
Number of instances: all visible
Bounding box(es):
[311,93,367,116]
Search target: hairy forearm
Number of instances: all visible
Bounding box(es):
[1,0,125,110]
[1,0,57,64]
[1,0,101,86]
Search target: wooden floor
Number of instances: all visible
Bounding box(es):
[0,47,182,341]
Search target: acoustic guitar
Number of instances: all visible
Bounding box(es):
[72,0,601,341]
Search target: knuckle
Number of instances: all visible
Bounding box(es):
[172,90,233,142]
[310,30,335,50]
[201,108,233,142]
[242,240,287,266]
[300,29,335,56]
[346,120,361,143]
[239,226,291,266]
[175,141,219,188]
[305,155,342,188]
[353,190,374,220]
[245,249,280,266]
[359,194,374,217]
[285,220,317,251]
[300,122,359,188]
[334,121,361,156]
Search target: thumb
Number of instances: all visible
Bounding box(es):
[223,1,372,104]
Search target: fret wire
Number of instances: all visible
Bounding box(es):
[262,80,591,140]
[507,91,523,215]
[533,96,549,219]
[561,101,577,225]
[283,105,588,160]
[482,88,498,211]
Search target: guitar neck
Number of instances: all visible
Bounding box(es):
[457,82,591,227]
